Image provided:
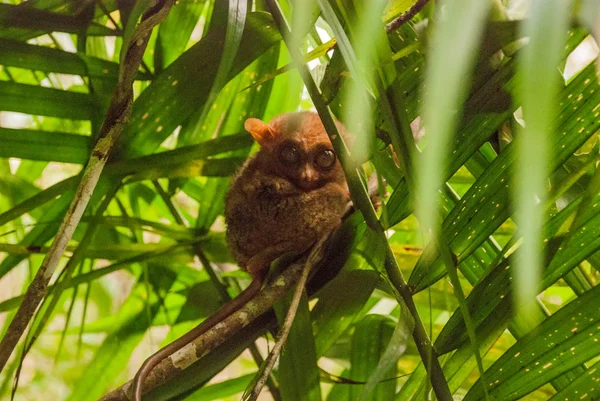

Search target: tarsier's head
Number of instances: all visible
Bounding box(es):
[244,111,347,191]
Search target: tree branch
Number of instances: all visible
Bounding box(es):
[0,0,176,372]
[98,252,322,401]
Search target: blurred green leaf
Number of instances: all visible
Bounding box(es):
[67,268,178,401]
[415,0,492,232]
[0,176,77,227]
[512,0,573,315]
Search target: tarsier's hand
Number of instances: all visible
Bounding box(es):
[259,176,300,197]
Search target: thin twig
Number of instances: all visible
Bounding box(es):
[385,0,429,33]
[96,0,123,35]
[0,0,176,373]
[246,234,330,401]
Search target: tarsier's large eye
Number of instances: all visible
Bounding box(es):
[279,145,301,164]
[315,149,336,169]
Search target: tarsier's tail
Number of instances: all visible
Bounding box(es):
[131,274,265,401]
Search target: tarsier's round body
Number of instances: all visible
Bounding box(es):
[225,111,350,275]
[132,111,349,401]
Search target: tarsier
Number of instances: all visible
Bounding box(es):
[132,111,350,400]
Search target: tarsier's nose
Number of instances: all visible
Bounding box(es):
[298,167,319,190]
[300,167,317,182]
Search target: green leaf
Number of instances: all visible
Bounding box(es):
[97,216,193,241]
[123,12,281,157]
[0,128,90,163]
[359,305,411,401]
[316,0,366,92]
[312,264,379,356]
[0,177,114,278]
[0,38,150,79]
[124,157,245,181]
[409,57,600,292]
[241,38,335,94]
[0,175,77,227]
[548,359,600,401]
[464,284,600,401]
[276,292,322,401]
[290,0,320,40]
[0,81,95,120]
[434,258,512,354]
[435,189,600,354]
[0,187,72,277]
[382,0,416,22]
[67,268,178,401]
[210,0,247,98]
[350,314,397,401]
[0,3,116,36]
[396,316,505,400]
[108,133,253,175]
[0,246,191,314]
[543,198,600,288]
[155,0,206,70]
[183,374,254,401]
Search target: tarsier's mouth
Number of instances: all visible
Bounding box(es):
[295,180,326,191]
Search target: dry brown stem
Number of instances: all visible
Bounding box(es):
[385,0,429,32]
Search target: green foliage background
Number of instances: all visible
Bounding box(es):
[0,0,599,400]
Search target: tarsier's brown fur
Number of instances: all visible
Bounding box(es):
[226,111,350,273]
[132,111,350,400]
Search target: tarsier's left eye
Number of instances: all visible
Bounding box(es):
[315,149,336,169]
[280,145,301,165]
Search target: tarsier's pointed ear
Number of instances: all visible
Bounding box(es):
[245,118,276,145]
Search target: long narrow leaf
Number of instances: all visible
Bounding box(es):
[513,0,572,314]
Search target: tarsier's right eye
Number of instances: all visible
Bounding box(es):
[279,145,300,165]
[315,149,336,169]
